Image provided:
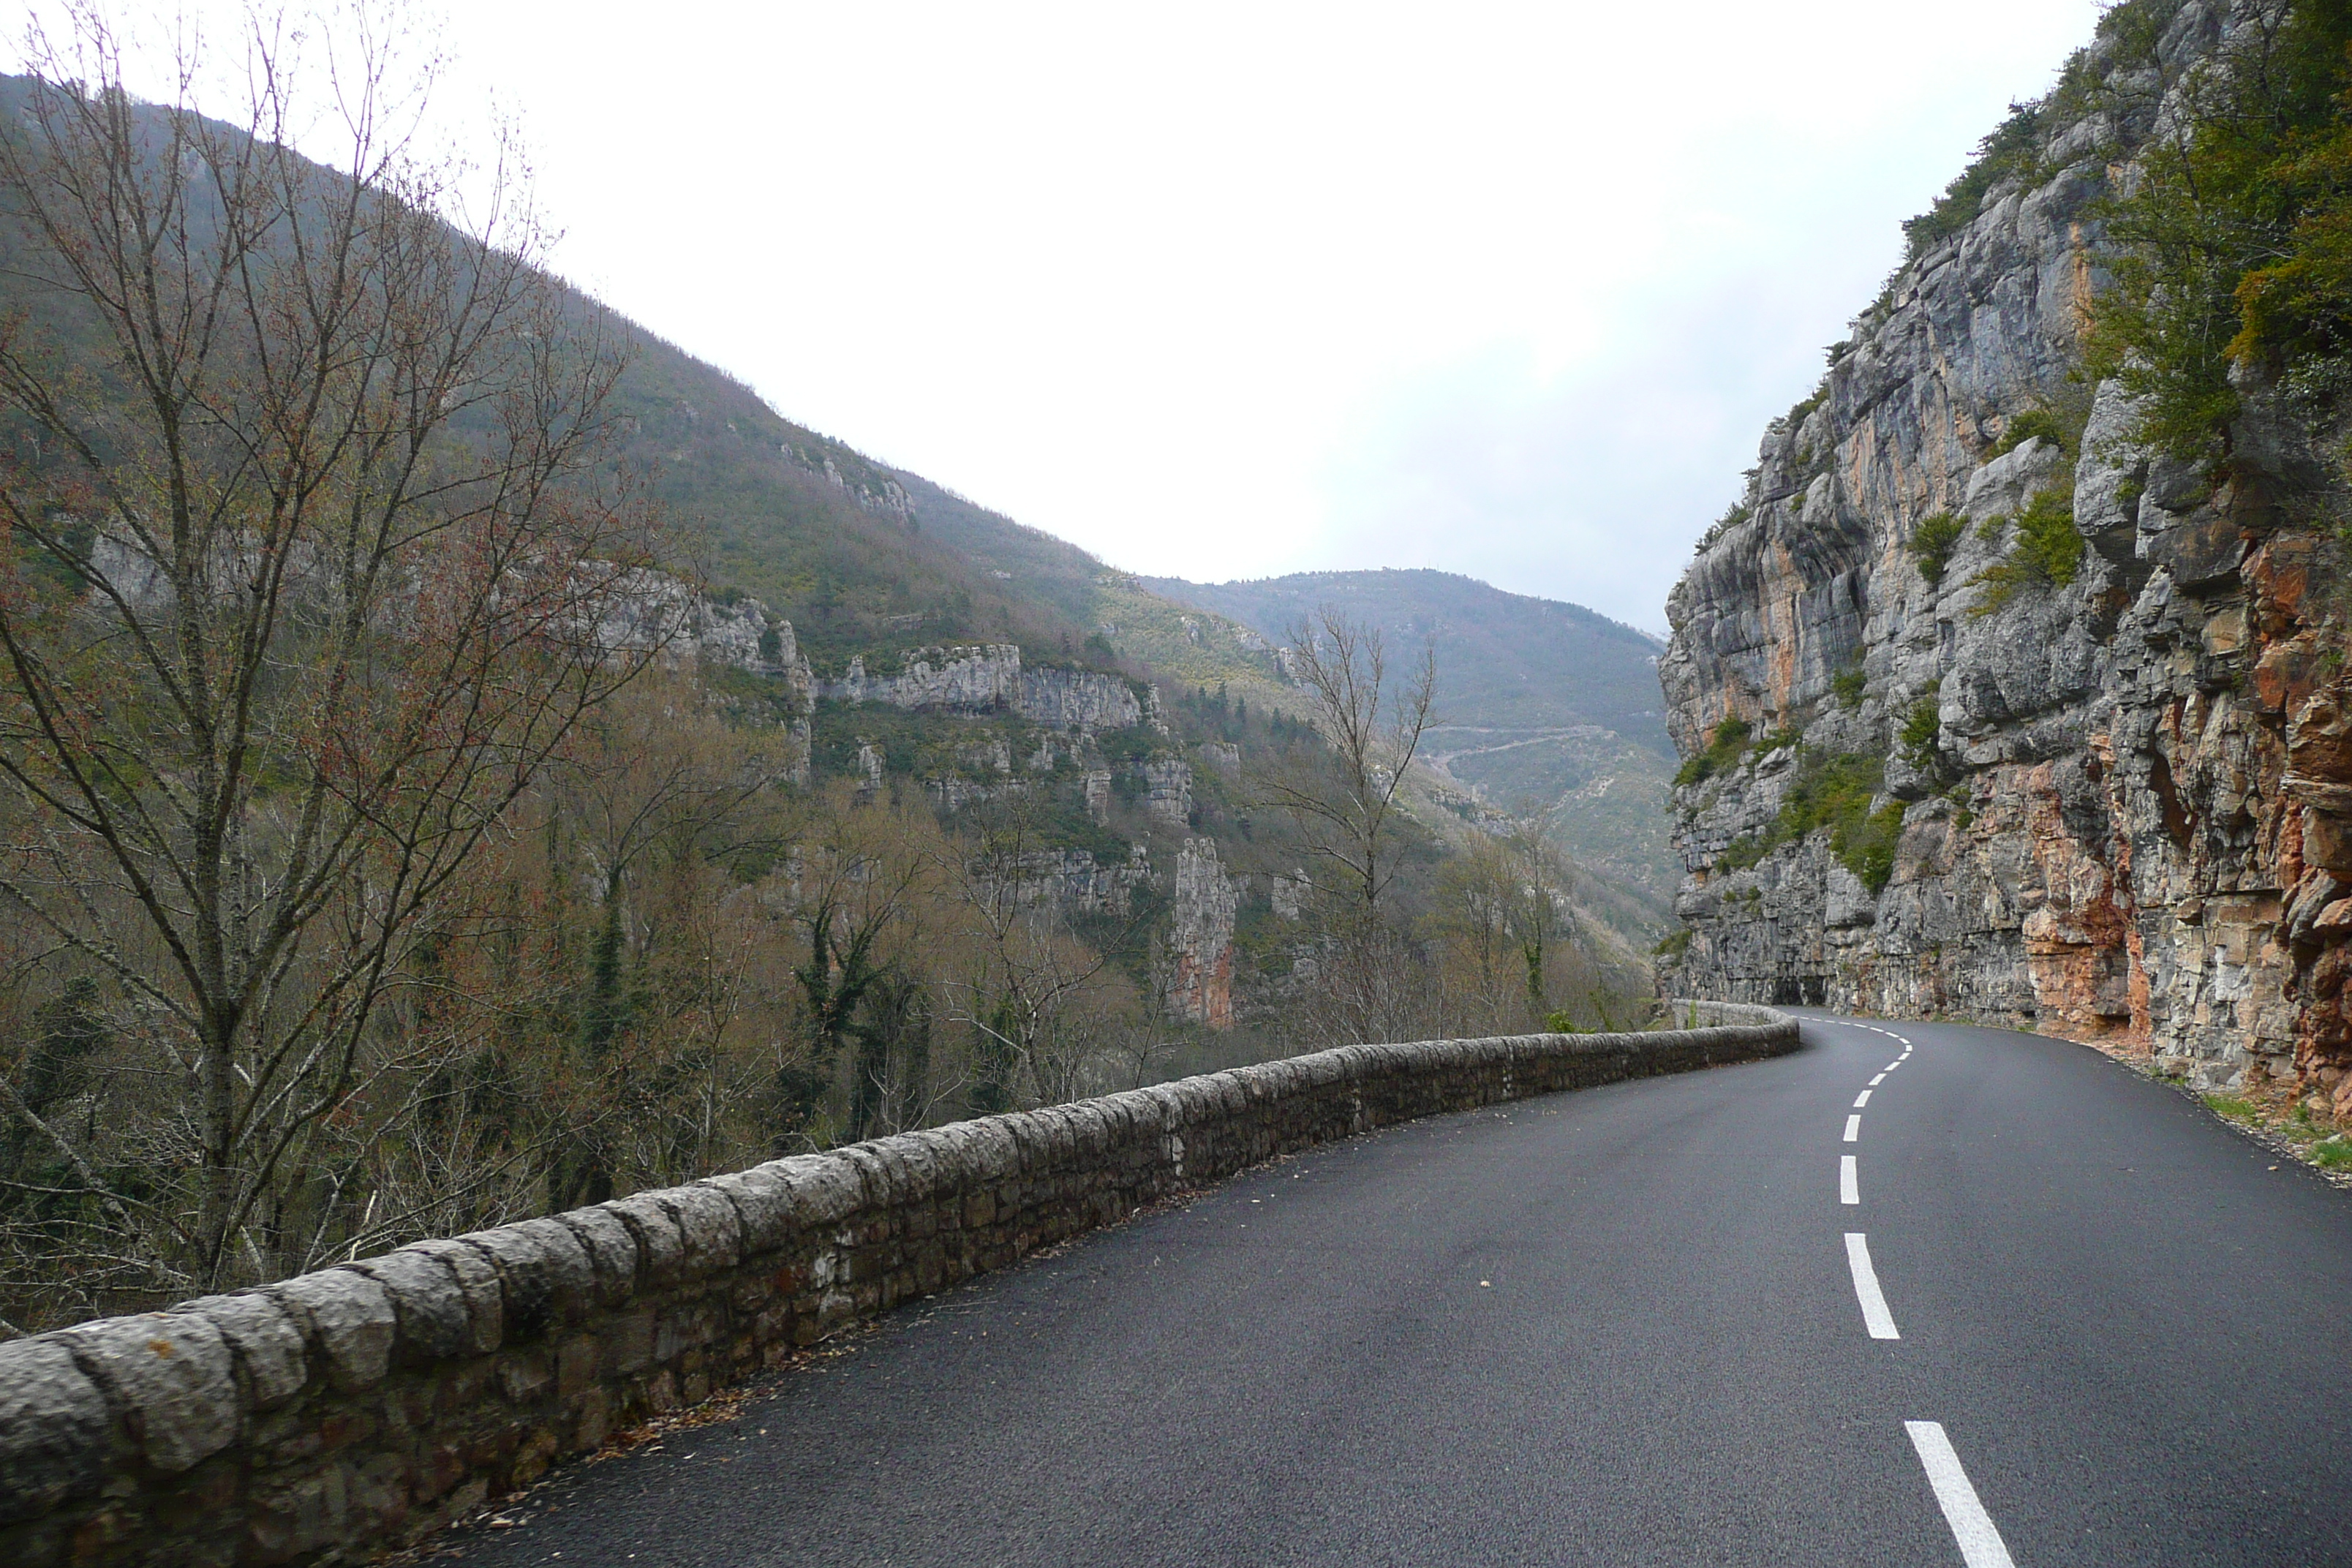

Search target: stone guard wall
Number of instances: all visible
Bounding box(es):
[0,1003,1795,1567]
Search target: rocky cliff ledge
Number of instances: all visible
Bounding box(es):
[1659,0,2352,1107]
[815,644,1145,730]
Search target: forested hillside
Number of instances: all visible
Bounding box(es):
[0,43,1643,1335]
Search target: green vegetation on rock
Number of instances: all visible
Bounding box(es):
[1675,717,1752,788]
[2087,0,2352,463]
[1903,102,2048,260]
[1899,683,1943,772]
[1970,489,2084,608]
[1907,512,1966,585]
[1786,380,1831,430]
[1969,490,2084,613]
[1694,501,1752,555]
[1713,750,1906,894]
[1987,396,2090,461]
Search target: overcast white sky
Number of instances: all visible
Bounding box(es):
[13,1,2110,634]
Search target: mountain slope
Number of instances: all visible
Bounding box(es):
[0,65,1660,1052]
[1147,570,1679,922]
[1147,569,1669,743]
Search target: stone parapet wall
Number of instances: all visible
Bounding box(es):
[0,1004,1794,1567]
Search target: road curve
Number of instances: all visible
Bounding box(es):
[440,1013,2352,1567]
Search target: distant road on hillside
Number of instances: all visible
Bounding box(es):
[1145,568,1669,747]
[1148,568,1680,919]
[445,1013,2352,1567]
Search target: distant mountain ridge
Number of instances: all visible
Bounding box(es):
[1146,569,1680,927]
[1142,569,1670,750]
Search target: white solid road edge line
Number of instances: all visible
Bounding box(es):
[1844,1115,1862,1142]
[1840,1155,1858,1205]
[1904,1421,2018,1568]
[1844,1232,1900,1338]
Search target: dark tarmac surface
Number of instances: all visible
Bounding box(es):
[440,1013,2352,1566]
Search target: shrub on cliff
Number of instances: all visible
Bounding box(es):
[1836,800,1909,893]
[1969,490,2084,614]
[1899,684,1945,772]
[1708,749,1905,893]
[1694,501,1751,554]
[2087,1,2352,463]
[1674,717,1753,788]
[1903,102,2046,260]
[1782,752,1904,893]
[1908,513,1967,585]
[1988,387,2094,461]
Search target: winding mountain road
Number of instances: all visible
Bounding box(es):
[440,1013,2352,1567]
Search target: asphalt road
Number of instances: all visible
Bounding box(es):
[440,1013,2352,1567]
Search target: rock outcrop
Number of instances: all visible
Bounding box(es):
[994,846,1151,920]
[1660,0,2352,1107]
[813,644,1142,729]
[1169,838,1239,1029]
[1142,758,1194,829]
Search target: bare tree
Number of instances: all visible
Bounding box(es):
[533,675,789,1199]
[1256,608,1437,1046]
[1431,815,1573,1034]
[1259,607,1436,916]
[777,788,942,1147]
[943,794,1137,1113]
[0,10,664,1300]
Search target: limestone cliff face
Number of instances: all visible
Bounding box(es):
[589,572,798,682]
[1661,0,2352,1107]
[813,644,1143,729]
[1169,838,1239,1029]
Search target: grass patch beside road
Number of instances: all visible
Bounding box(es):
[2201,1091,2262,1125]
[2193,1086,2352,1183]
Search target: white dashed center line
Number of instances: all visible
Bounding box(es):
[1905,1422,2017,1568]
[1812,1019,2025,1558]
[1815,1018,1914,1047]
[1844,1233,1900,1339]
